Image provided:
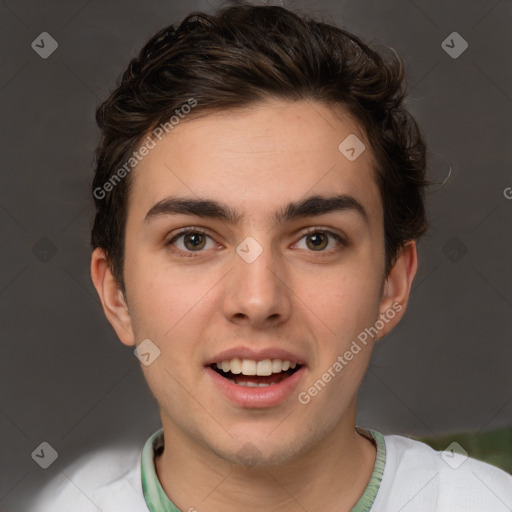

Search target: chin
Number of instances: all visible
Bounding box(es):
[206,427,320,469]
[215,443,302,468]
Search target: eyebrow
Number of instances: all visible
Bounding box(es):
[144,193,368,226]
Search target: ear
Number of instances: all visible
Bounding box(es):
[90,247,135,347]
[376,241,418,339]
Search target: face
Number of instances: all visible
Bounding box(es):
[92,99,416,467]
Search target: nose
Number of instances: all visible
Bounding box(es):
[222,236,292,329]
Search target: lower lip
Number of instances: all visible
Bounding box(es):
[205,366,306,408]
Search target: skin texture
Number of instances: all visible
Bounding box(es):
[91,99,418,511]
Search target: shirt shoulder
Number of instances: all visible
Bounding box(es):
[371,432,512,512]
[27,444,149,512]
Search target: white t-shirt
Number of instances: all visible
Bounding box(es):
[27,427,512,512]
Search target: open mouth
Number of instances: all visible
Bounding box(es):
[210,359,303,387]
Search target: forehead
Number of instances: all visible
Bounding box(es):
[127,99,382,226]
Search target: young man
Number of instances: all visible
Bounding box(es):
[31,3,512,512]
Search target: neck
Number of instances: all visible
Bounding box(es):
[154,405,377,511]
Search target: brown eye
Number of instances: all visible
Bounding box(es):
[306,232,329,251]
[166,228,216,255]
[297,229,345,253]
[183,232,206,251]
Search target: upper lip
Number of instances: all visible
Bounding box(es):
[205,346,306,366]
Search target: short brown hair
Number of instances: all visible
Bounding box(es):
[91,3,429,294]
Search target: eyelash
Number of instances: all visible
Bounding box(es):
[165,226,347,258]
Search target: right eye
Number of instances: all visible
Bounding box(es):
[165,227,218,257]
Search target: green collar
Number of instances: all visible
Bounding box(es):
[141,426,385,512]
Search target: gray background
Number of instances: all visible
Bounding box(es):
[1,0,511,509]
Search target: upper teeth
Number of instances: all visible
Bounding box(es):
[215,358,298,376]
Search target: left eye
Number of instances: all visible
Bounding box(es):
[295,229,345,252]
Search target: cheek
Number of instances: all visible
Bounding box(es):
[126,266,215,385]
[125,261,205,338]
[299,268,383,339]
